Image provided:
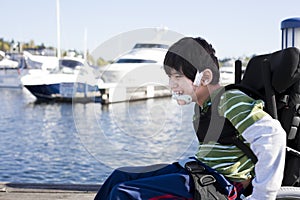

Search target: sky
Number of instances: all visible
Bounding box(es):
[1,0,300,59]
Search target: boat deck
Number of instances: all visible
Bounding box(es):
[0,182,100,200]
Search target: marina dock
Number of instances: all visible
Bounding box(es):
[0,182,100,200]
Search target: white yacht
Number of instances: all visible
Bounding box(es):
[21,56,101,102]
[98,43,171,104]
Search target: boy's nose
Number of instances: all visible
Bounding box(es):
[169,79,178,89]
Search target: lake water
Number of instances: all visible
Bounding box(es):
[0,88,198,184]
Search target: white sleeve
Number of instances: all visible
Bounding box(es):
[242,115,286,200]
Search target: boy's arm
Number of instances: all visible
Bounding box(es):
[242,115,286,200]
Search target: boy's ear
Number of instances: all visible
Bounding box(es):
[202,69,213,86]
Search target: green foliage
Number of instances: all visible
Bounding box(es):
[0,38,11,51]
[96,57,109,66]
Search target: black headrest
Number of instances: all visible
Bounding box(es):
[241,47,300,94]
[271,47,300,92]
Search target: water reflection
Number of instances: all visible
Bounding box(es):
[0,88,198,184]
[73,98,198,169]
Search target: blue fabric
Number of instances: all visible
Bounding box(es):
[94,163,193,200]
[94,161,236,200]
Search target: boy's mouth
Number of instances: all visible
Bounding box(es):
[172,91,192,104]
[172,91,183,96]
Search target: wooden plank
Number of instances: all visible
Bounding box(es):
[0,182,100,200]
[2,182,100,192]
[0,192,96,200]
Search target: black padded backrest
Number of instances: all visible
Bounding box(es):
[241,47,300,95]
[240,53,270,96]
[270,47,300,93]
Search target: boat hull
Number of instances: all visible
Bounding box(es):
[24,82,101,102]
[98,83,171,104]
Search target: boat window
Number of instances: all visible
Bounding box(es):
[115,59,156,63]
[60,59,84,69]
[133,43,169,49]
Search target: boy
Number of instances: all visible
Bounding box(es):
[94,37,286,200]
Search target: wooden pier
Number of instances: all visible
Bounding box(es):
[0,182,100,200]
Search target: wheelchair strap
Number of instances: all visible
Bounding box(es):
[185,161,229,200]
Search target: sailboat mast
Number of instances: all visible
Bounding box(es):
[84,28,87,60]
[56,0,61,59]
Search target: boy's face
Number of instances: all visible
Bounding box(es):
[167,69,197,105]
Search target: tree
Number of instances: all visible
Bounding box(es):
[97,57,109,66]
[0,38,11,51]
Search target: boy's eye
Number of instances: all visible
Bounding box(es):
[168,73,184,79]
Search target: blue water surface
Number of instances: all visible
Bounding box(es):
[0,88,197,184]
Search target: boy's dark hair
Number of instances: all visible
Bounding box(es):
[163,37,220,84]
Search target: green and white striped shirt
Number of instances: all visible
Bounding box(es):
[195,89,267,182]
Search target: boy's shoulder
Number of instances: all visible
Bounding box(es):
[218,88,257,106]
